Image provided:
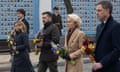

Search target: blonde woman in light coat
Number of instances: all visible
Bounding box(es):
[63,14,85,72]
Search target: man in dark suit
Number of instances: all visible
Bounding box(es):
[17,9,29,34]
[92,1,120,72]
[52,7,63,36]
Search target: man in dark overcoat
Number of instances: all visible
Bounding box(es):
[92,1,120,72]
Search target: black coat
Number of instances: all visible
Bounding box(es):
[22,18,31,52]
[94,16,120,72]
[22,18,30,34]
[40,22,60,62]
[11,32,34,72]
[52,14,62,29]
[52,14,62,35]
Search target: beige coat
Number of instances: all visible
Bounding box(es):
[64,29,85,72]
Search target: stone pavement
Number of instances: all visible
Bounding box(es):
[0,52,92,72]
[0,52,39,71]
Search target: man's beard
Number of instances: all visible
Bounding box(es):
[43,20,51,24]
[43,20,46,24]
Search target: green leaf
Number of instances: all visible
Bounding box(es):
[70,60,76,65]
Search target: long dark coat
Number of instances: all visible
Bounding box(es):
[94,16,120,72]
[11,32,34,72]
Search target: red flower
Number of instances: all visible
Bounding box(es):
[81,38,96,63]
[10,33,15,38]
[82,38,95,55]
[85,47,90,55]
[83,39,89,46]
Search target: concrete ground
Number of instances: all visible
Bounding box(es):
[0,52,92,72]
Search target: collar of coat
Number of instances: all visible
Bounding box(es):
[44,22,53,29]
[96,15,114,45]
[66,28,80,46]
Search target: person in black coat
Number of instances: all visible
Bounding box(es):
[11,21,35,72]
[52,7,63,36]
[36,12,60,72]
[17,9,29,34]
[9,9,30,63]
[92,1,120,72]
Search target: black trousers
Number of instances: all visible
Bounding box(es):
[38,61,58,72]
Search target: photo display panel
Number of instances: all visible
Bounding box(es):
[0,0,39,39]
[52,0,120,36]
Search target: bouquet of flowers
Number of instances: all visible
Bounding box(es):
[33,31,44,44]
[51,42,67,56]
[33,31,43,55]
[51,42,76,65]
[80,37,96,63]
[7,30,19,54]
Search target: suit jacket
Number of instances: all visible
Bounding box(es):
[40,22,60,62]
[21,18,30,52]
[52,14,62,30]
[64,29,85,72]
[22,18,29,34]
[94,16,120,72]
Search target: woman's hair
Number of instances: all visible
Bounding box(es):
[68,13,82,28]
[14,21,27,32]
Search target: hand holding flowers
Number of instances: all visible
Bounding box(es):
[7,30,19,54]
[33,31,44,55]
[51,42,76,65]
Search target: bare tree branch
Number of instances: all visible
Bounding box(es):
[64,0,73,14]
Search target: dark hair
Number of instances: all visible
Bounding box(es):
[42,11,52,18]
[17,9,26,16]
[96,1,113,14]
[53,6,59,10]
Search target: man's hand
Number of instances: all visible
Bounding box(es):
[12,46,16,51]
[92,63,103,71]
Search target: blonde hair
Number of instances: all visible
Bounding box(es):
[14,21,27,32]
[68,13,82,28]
